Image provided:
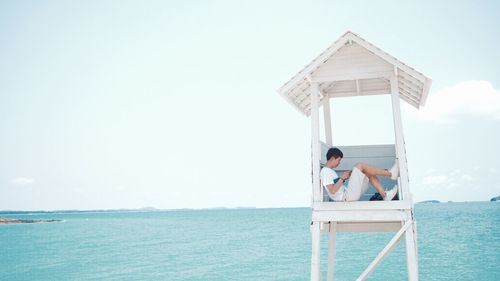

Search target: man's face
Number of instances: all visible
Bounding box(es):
[332,157,342,168]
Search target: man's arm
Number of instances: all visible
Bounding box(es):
[325,171,350,195]
[325,177,346,195]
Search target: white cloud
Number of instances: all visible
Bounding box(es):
[425,168,437,174]
[404,80,500,122]
[113,186,126,191]
[422,175,448,185]
[461,174,474,182]
[418,170,476,190]
[10,177,35,185]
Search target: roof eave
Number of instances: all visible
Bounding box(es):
[277,35,351,95]
[419,77,433,108]
[278,90,308,116]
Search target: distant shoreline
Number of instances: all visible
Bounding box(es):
[1,201,498,215]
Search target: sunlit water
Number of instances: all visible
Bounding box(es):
[1,202,499,280]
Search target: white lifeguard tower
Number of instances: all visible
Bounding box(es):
[277,31,432,281]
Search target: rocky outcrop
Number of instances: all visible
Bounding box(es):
[0,218,62,224]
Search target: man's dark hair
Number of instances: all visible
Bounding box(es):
[326,147,343,161]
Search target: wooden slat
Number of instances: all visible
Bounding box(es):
[326,90,389,99]
[346,32,428,83]
[316,43,393,73]
[320,222,402,232]
[398,85,421,102]
[313,200,412,211]
[338,145,395,157]
[312,210,408,222]
[360,78,390,92]
[327,80,356,93]
[400,94,420,109]
[398,76,423,93]
[320,143,396,167]
[398,71,424,89]
[319,81,336,92]
[311,70,394,83]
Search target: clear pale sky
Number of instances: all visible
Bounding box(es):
[1,0,499,210]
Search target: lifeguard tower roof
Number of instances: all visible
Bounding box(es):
[277,31,432,116]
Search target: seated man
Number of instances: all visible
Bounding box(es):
[321,147,399,202]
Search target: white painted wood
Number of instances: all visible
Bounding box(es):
[311,71,394,83]
[390,75,410,200]
[278,36,350,94]
[311,222,322,281]
[400,96,420,109]
[398,78,423,95]
[313,200,412,211]
[326,81,357,94]
[326,90,389,99]
[344,32,427,83]
[356,220,412,281]
[398,71,424,90]
[420,77,433,106]
[332,222,402,232]
[300,95,312,108]
[398,87,420,104]
[312,210,408,222]
[337,145,396,157]
[405,217,419,280]
[277,31,432,116]
[360,78,390,90]
[413,220,419,265]
[327,222,337,281]
[322,77,390,95]
[311,82,321,203]
[397,177,403,202]
[323,98,333,146]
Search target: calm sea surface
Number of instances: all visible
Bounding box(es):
[1,202,499,281]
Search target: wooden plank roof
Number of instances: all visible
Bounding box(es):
[277,31,432,116]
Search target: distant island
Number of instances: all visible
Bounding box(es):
[491,196,500,202]
[0,218,62,225]
[417,200,440,204]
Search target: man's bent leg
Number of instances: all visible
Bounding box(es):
[367,175,387,198]
[345,167,370,201]
[356,162,391,178]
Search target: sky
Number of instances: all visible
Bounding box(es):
[1,0,499,211]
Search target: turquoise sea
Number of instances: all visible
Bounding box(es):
[1,202,499,281]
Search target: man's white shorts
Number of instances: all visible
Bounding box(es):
[344,167,370,201]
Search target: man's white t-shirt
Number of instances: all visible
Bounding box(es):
[320,167,346,201]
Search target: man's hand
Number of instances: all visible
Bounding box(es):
[341,171,351,180]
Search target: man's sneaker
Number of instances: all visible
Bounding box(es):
[389,161,399,180]
[384,185,398,201]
